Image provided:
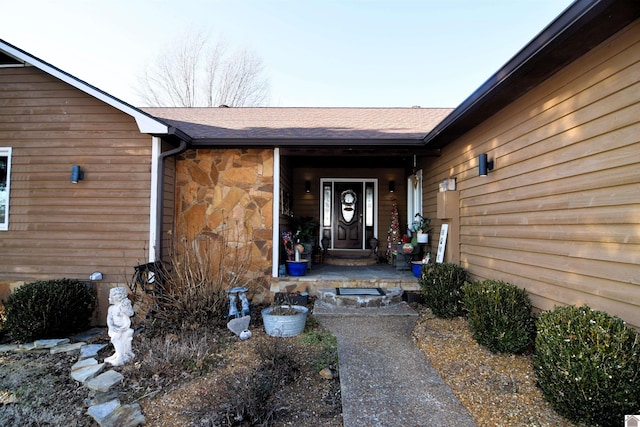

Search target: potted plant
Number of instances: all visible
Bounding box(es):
[282,231,308,276]
[412,213,432,244]
[292,216,319,269]
[292,216,319,249]
[261,303,308,337]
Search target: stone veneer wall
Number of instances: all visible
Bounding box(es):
[175,148,274,301]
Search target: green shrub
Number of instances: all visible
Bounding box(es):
[419,262,467,318]
[533,305,640,426]
[462,280,534,353]
[3,278,95,342]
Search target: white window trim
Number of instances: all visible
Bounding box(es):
[0,147,12,231]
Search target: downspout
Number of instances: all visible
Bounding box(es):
[152,138,188,261]
[272,147,281,277]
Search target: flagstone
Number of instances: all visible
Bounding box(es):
[80,343,107,360]
[72,357,98,371]
[85,370,124,392]
[50,342,86,354]
[0,344,18,353]
[34,338,70,349]
[71,362,105,383]
[87,399,120,424]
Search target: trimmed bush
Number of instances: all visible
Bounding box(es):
[462,280,534,353]
[3,278,95,342]
[533,305,640,426]
[419,262,467,318]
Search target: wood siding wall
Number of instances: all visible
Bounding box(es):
[0,67,154,320]
[421,20,640,328]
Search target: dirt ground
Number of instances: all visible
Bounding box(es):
[0,304,578,427]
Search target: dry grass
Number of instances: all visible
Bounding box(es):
[128,313,342,427]
[412,306,581,427]
[0,312,341,427]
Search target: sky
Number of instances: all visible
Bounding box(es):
[3,0,575,109]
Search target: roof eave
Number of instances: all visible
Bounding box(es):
[0,39,170,135]
[423,0,640,149]
[188,137,427,147]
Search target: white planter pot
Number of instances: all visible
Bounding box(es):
[417,233,428,243]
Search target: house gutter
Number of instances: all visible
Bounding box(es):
[150,133,189,261]
[188,138,426,146]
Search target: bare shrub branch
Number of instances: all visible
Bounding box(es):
[147,220,253,334]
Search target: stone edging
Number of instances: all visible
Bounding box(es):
[0,330,145,427]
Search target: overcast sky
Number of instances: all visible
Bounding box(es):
[4,0,574,108]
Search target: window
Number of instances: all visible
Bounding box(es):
[407,169,422,229]
[0,147,11,231]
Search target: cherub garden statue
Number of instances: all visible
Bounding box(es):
[104,286,135,366]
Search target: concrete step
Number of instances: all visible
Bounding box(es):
[324,250,377,266]
[316,287,404,308]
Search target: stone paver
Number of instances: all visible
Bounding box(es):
[3,328,143,426]
[86,370,124,392]
[72,357,98,370]
[80,343,107,360]
[0,344,19,352]
[34,338,70,349]
[87,399,120,424]
[50,341,86,354]
[71,361,106,383]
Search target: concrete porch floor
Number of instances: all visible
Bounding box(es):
[270,263,419,295]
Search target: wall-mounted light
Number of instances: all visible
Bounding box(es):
[389,180,395,193]
[71,165,84,183]
[305,180,311,193]
[478,154,494,176]
[89,271,103,281]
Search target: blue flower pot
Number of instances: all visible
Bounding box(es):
[412,262,423,278]
[286,260,307,276]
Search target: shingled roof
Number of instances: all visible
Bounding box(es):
[143,107,452,144]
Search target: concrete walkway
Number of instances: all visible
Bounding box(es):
[314,301,477,427]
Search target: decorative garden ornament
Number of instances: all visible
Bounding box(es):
[104,287,135,366]
[228,294,239,318]
[240,293,250,317]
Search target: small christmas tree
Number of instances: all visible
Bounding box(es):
[386,200,401,263]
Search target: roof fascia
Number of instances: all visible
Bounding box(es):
[0,39,169,135]
[423,0,640,148]
[188,138,426,147]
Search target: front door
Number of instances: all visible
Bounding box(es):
[334,182,362,249]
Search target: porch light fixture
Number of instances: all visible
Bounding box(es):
[388,180,395,193]
[305,180,311,193]
[71,165,84,183]
[478,154,494,176]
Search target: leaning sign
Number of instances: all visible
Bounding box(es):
[436,223,448,263]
